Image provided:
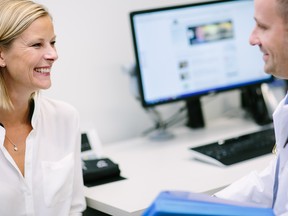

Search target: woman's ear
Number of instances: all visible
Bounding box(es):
[0,48,6,67]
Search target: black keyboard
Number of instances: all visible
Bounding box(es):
[189,127,275,166]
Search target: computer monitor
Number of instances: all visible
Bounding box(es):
[130,0,273,128]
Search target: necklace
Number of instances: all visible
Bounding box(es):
[5,135,18,151]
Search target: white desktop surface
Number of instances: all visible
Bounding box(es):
[84,117,275,216]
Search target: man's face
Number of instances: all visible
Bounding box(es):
[250,0,288,79]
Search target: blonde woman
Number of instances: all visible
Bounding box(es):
[0,0,86,215]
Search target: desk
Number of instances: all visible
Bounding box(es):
[84,117,275,216]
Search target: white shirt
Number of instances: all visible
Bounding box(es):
[0,94,86,216]
[215,93,288,216]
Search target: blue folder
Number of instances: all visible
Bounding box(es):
[142,191,275,216]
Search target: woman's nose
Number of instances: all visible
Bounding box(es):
[44,46,58,62]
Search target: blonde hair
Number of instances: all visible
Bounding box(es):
[0,0,50,111]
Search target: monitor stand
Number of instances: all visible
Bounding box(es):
[185,85,272,129]
[241,85,272,125]
[186,98,205,129]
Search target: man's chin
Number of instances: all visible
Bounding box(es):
[264,64,274,75]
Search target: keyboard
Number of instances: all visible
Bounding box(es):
[189,127,275,166]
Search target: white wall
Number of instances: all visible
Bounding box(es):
[36,0,228,144]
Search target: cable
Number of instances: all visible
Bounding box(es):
[141,105,186,136]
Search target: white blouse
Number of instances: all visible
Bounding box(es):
[0,94,86,216]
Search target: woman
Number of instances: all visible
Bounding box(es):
[0,0,86,215]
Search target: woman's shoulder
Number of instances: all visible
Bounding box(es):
[37,94,79,117]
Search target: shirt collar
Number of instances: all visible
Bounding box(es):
[284,92,288,105]
[31,92,41,129]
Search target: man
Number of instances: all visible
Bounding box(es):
[215,0,288,215]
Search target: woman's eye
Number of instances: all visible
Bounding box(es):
[32,43,42,48]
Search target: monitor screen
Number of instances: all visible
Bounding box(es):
[130,0,272,108]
